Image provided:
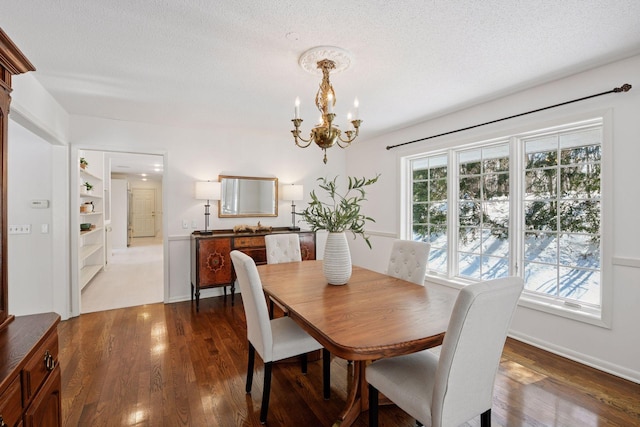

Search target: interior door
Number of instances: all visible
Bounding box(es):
[132,188,156,237]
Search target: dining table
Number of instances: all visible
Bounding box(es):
[256,259,459,427]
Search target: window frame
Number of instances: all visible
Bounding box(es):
[402,112,612,327]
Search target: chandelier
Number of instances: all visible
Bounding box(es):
[291,47,362,164]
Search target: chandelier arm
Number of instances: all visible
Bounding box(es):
[293,133,313,148]
[335,136,353,148]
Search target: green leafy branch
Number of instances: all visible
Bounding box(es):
[300,174,380,248]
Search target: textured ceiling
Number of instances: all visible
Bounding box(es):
[3,0,640,142]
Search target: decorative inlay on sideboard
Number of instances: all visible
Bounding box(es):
[206,251,225,273]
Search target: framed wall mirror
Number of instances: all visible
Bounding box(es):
[218,175,278,218]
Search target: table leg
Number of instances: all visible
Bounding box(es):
[333,360,368,427]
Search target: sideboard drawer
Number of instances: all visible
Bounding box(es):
[234,236,265,248]
[0,376,22,427]
[22,332,58,404]
[240,248,267,265]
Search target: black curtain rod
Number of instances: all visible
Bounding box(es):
[386,83,632,151]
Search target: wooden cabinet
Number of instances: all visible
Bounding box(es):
[0,313,61,427]
[0,29,61,427]
[191,228,316,311]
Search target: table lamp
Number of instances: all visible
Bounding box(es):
[195,181,221,235]
[282,184,304,230]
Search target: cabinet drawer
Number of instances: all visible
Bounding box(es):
[0,376,22,427]
[240,248,267,265]
[234,236,265,248]
[22,332,58,404]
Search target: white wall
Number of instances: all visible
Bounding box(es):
[7,121,54,315]
[346,54,640,382]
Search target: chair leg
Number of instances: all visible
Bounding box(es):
[269,299,275,319]
[322,348,330,400]
[480,409,491,427]
[368,384,379,427]
[301,352,308,374]
[260,362,273,424]
[246,343,255,393]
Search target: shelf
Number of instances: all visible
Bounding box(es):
[80,193,102,199]
[80,264,102,290]
[79,244,102,261]
[80,168,102,181]
[80,211,103,216]
[80,226,103,236]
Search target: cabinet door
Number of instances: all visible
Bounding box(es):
[198,238,233,286]
[23,364,61,427]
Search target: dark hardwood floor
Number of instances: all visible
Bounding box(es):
[58,295,640,426]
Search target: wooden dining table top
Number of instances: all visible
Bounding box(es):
[257,260,459,361]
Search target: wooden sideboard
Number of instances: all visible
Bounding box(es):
[0,312,61,427]
[190,228,316,311]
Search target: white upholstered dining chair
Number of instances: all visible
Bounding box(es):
[230,250,330,424]
[265,233,302,264]
[366,276,524,427]
[387,240,431,285]
[264,233,302,317]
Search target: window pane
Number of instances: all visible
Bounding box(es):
[483,200,509,229]
[459,201,481,226]
[524,262,557,295]
[559,128,601,152]
[460,176,481,199]
[413,181,428,202]
[430,178,447,201]
[482,229,509,257]
[524,232,558,264]
[459,227,481,252]
[525,201,557,231]
[560,165,600,199]
[411,155,449,275]
[483,172,509,198]
[558,267,600,305]
[559,233,600,269]
[459,253,481,279]
[429,202,447,225]
[481,255,509,279]
[559,200,600,234]
[525,169,557,200]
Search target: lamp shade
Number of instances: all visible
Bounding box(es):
[282,184,304,201]
[195,181,221,200]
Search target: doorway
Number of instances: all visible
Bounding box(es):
[79,150,165,314]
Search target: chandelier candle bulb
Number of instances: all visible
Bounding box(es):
[353,98,359,119]
[295,97,300,119]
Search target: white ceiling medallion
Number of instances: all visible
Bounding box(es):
[298,46,352,75]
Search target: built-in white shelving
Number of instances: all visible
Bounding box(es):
[78,151,105,291]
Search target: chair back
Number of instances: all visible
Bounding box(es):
[432,276,523,426]
[230,250,274,361]
[387,240,431,285]
[265,233,302,264]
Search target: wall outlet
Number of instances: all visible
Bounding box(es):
[191,220,197,229]
[182,220,188,229]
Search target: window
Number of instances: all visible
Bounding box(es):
[406,118,604,319]
[522,128,601,308]
[457,144,510,280]
[411,155,448,274]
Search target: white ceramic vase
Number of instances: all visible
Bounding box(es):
[323,232,352,285]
